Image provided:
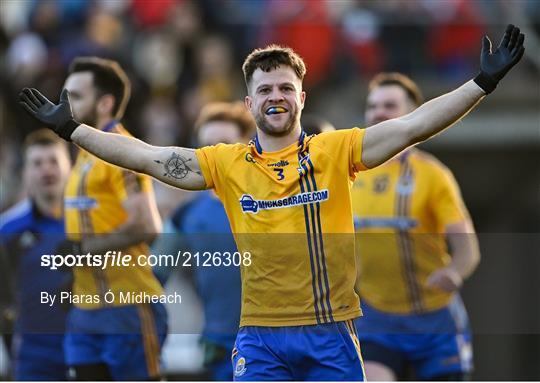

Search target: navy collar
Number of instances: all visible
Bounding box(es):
[30,199,45,220]
[102,119,119,133]
[254,130,306,155]
[30,199,61,221]
[399,149,411,164]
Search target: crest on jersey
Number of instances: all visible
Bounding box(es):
[245,153,256,164]
[396,175,415,195]
[373,174,389,193]
[234,357,247,377]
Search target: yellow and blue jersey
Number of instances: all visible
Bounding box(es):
[351,149,470,314]
[195,128,367,327]
[64,121,163,309]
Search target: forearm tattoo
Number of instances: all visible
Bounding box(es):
[155,152,201,179]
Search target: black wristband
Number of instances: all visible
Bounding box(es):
[57,119,80,141]
[473,71,498,94]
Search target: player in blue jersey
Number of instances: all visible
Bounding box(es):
[0,130,72,380]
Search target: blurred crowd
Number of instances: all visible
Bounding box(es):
[1,0,539,214]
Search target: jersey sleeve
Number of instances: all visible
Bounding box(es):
[309,128,368,179]
[194,143,237,193]
[430,165,470,230]
[349,128,368,176]
[195,146,218,189]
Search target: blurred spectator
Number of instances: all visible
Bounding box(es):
[182,35,240,123]
[167,0,203,45]
[141,96,184,146]
[133,30,182,90]
[7,32,48,87]
[376,0,431,76]
[0,129,72,380]
[301,113,336,135]
[339,4,384,76]
[0,138,22,212]
[258,0,338,87]
[424,0,485,79]
[130,0,176,29]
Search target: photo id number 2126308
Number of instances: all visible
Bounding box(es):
[177,251,252,267]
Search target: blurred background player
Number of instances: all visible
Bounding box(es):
[352,73,481,380]
[0,129,71,380]
[300,114,336,136]
[59,57,166,380]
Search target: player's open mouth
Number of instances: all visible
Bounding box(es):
[265,106,288,115]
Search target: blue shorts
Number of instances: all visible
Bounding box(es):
[65,303,168,380]
[12,334,67,380]
[354,296,473,380]
[232,320,365,381]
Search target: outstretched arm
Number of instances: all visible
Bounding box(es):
[71,125,205,190]
[362,81,484,168]
[18,89,206,190]
[362,24,525,168]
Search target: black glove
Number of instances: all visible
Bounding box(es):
[474,24,525,94]
[18,88,80,141]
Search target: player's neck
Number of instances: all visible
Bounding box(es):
[32,194,63,219]
[256,126,302,153]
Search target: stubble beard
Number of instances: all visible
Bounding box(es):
[255,107,300,138]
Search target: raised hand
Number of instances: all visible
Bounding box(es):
[474,24,525,94]
[18,88,80,141]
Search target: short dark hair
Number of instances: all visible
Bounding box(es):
[242,45,306,89]
[68,57,131,118]
[195,101,256,138]
[368,72,424,107]
[23,129,67,154]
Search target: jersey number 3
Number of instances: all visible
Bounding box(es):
[273,168,285,180]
